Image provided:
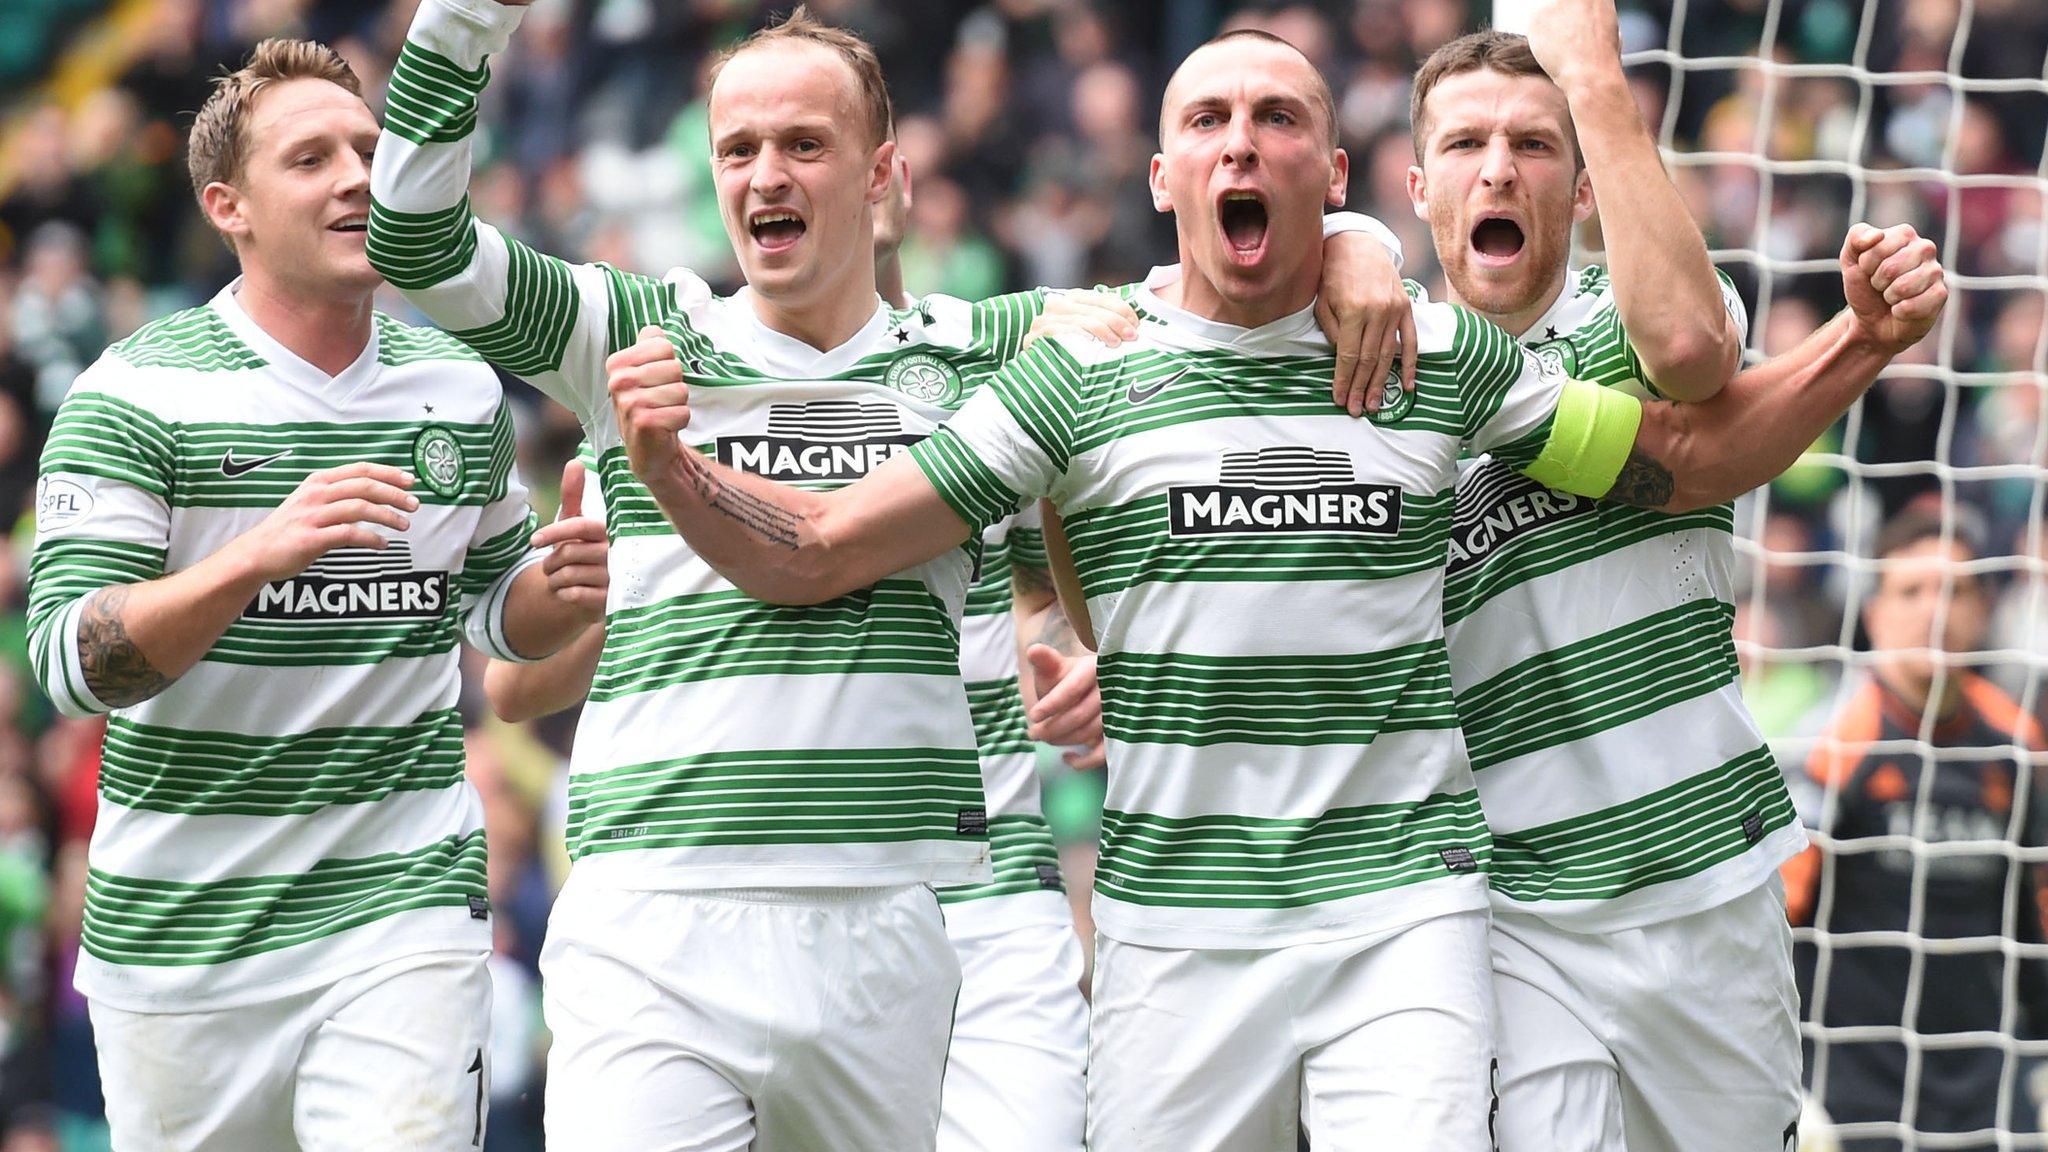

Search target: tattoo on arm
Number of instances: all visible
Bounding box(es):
[1603,449,1677,509]
[677,452,802,549]
[1034,598,1085,657]
[78,585,172,708]
[1012,562,1055,605]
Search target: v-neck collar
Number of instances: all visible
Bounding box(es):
[729,287,891,379]
[211,279,381,398]
[1135,264,1322,353]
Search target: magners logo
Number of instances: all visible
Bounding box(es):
[715,400,924,482]
[1168,447,1402,537]
[248,540,449,621]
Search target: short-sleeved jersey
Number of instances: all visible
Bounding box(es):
[1438,267,1803,932]
[368,0,1113,887]
[909,267,1579,948]
[30,285,540,1010]
[941,503,1063,904]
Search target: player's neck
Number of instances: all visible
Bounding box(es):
[1165,243,1320,330]
[232,267,374,377]
[875,250,908,310]
[1450,272,1570,339]
[748,271,882,353]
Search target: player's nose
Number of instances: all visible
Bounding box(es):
[1220,113,1259,169]
[1478,137,1516,188]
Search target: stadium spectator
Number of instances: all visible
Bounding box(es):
[1784,503,2048,1150]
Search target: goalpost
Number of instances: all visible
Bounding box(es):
[1494,0,2048,1148]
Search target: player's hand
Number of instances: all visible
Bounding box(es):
[529,460,608,620]
[1025,643,1107,769]
[225,462,418,585]
[1526,0,1626,91]
[1317,231,1416,417]
[1841,223,1945,356]
[608,324,693,485]
[1025,288,1141,350]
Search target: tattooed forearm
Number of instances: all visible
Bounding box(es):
[1034,598,1085,657]
[676,451,802,549]
[78,585,172,707]
[1603,449,1677,509]
[1012,561,1055,605]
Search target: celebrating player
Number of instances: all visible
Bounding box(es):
[1405,5,1945,1148]
[607,26,1945,1150]
[367,1,1411,1148]
[26,40,601,1151]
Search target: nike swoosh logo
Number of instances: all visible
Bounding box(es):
[220,449,292,478]
[1126,367,1187,405]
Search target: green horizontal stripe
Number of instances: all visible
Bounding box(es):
[206,615,459,667]
[1459,598,1739,770]
[938,815,1063,903]
[1490,745,1794,903]
[111,308,265,372]
[1443,464,1732,625]
[590,580,960,702]
[1098,641,1460,748]
[1095,790,1489,909]
[27,539,168,631]
[83,830,486,967]
[566,747,986,858]
[910,428,1022,536]
[41,394,178,494]
[965,677,1032,759]
[367,197,479,291]
[381,40,487,146]
[100,709,464,817]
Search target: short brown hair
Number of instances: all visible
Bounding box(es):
[709,6,893,149]
[1873,502,1984,564]
[1410,30,1579,165]
[1170,29,1339,147]
[188,38,362,203]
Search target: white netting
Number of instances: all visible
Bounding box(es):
[1597,0,2048,1147]
[1597,0,2048,1139]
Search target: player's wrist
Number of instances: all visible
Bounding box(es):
[1558,64,1634,112]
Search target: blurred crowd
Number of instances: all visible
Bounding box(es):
[0,0,2041,1148]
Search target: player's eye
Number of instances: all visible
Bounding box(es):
[792,139,822,155]
[724,144,755,160]
[1265,110,1295,126]
[1191,112,1220,130]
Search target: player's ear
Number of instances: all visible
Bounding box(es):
[201,181,252,246]
[866,139,896,205]
[1149,153,1172,214]
[1406,165,1429,222]
[1572,165,1596,225]
[1326,147,1349,208]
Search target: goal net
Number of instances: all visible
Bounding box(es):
[1501,0,2048,1148]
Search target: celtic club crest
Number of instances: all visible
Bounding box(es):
[412,426,465,498]
[885,351,964,406]
[1370,367,1417,425]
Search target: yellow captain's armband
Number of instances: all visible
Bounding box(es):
[1521,379,1643,498]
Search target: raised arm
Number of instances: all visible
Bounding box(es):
[1528,0,1741,400]
[1618,223,1944,510]
[368,0,668,424]
[607,328,974,603]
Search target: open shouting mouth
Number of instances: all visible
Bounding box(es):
[1218,190,1269,265]
[1470,214,1526,268]
[749,207,807,254]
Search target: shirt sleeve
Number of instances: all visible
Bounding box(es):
[26,359,176,717]
[908,338,1090,536]
[368,0,678,428]
[1449,306,1642,500]
[1007,499,1048,575]
[458,398,544,662]
[1319,211,1404,272]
